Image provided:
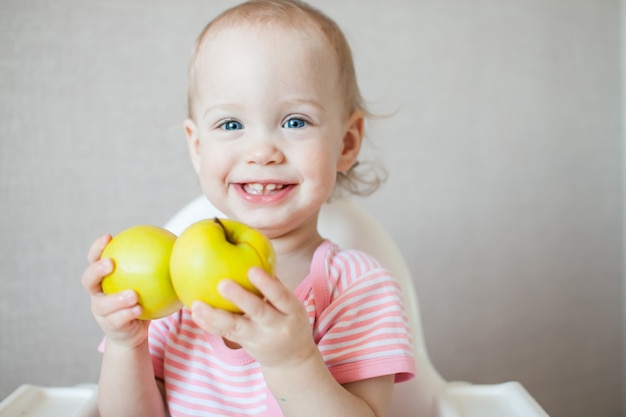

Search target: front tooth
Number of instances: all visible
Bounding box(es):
[245,183,284,194]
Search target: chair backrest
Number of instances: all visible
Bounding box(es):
[164,196,446,416]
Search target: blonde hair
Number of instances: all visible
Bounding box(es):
[187,0,386,196]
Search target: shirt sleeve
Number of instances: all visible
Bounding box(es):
[314,247,416,384]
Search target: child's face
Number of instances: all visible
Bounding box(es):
[185,24,363,238]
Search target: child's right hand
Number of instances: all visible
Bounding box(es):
[81,234,150,348]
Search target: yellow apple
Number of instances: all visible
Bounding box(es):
[101,225,182,320]
[170,218,276,313]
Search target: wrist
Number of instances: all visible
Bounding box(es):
[103,335,150,355]
[101,319,151,350]
[260,339,319,371]
[261,345,328,385]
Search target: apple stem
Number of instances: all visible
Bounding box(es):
[214,217,235,244]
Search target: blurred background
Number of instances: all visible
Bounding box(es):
[0,1,623,416]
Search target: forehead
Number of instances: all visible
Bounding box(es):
[194,23,339,88]
[198,22,334,65]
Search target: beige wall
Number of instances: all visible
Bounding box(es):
[622,0,625,415]
[0,1,622,416]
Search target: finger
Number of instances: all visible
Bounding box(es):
[191,300,248,342]
[190,301,217,332]
[247,268,298,315]
[91,290,138,318]
[81,258,114,295]
[100,304,143,330]
[217,278,274,322]
[87,234,112,263]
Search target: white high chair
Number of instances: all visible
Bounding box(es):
[164,196,549,417]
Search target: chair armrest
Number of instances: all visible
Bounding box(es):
[0,384,99,417]
[440,381,549,417]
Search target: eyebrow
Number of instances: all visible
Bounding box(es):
[286,98,325,111]
[201,103,244,119]
[201,98,326,119]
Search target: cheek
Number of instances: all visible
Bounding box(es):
[195,146,228,186]
[299,149,340,187]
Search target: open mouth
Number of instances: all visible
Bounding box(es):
[242,183,287,195]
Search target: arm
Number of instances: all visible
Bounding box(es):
[99,342,168,417]
[81,235,168,417]
[190,268,394,417]
[262,354,394,416]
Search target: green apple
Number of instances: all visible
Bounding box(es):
[101,225,182,320]
[170,218,276,313]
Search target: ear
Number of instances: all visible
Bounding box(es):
[336,110,364,173]
[184,118,201,174]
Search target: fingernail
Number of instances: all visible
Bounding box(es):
[217,279,229,295]
[121,289,136,302]
[99,258,113,273]
[247,268,264,285]
[131,305,142,317]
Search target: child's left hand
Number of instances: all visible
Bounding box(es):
[190,267,318,369]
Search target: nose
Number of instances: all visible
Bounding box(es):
[245,134,285,166]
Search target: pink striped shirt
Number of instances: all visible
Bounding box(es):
[148,240,416,416]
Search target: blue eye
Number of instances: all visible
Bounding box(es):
[283,118,307,129]
[221,120,243,130]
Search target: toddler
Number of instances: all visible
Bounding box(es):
[81,1,416,416]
